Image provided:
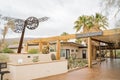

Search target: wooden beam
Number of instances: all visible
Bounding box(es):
[91,38,113,44]
[28,34,76,43]
[27,28,120,44]
[103,28,120,36]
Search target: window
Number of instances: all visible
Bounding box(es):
[76,49,78,52]
[71,49,74,52]
[60,49,66,57]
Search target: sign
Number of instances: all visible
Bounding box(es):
[76,31,103,38]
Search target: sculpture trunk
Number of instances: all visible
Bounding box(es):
[17,23,26,53]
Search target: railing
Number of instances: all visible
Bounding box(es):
[0,62,10,80]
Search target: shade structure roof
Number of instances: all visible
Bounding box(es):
[27,28,120,47]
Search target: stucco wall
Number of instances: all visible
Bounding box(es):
[8,60,68,80]
[5,53,53,64]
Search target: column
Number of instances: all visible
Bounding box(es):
[39,42,43,53]
[24,43,28,53]
[99,42,101,61]
[56,40,61,60]
[92,45,96,60]
[88,37,92,68]
[114,47,116,58]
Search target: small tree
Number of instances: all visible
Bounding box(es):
[61,32,69,36]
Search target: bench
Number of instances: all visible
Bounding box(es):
[0,62,10,80]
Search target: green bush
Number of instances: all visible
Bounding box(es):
[2,48,14,53]
[28,49,39,54]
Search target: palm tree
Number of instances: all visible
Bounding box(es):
[90,13,108,31]
[74,15,94,33]
[74,13,108,45]
[0,20,15,50]
[74,13,108,33]
[6,20,15,31]
[2,20,15,43]
[0,26,8,50]
[61,32,69,42]
[75,39,82,44]
[2,26,8,43]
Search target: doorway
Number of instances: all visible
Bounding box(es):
[66,49,70,59]
[82,50,86,59]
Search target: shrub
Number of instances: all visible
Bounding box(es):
[2,48,14,53]
[51,54,56,60]
[32,56,39,62]
[42,46,49,54]
[28,49,39,54]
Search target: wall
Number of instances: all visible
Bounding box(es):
[5,54,52,64]
[8,60,68,80]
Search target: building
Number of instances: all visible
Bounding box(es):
[19,28,120,68]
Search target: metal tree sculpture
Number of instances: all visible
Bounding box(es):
[17,17,39,53]
[0,14,49,53]
[17,16,49,53]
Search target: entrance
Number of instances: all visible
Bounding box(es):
[82,50,86,59]
[66,49,70,59]
[60,49,70,59]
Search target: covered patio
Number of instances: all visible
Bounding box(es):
[27,28,120,68]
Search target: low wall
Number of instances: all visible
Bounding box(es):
[0,53,67,80]
[10,54,52,64]
[8,60,68,80]
[4,53,55,64]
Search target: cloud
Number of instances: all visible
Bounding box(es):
[0,0,101,38]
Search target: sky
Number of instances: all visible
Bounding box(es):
[0,0,108,38]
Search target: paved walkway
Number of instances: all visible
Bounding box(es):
[34,59,120,80]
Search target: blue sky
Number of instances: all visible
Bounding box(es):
[0,0,112,38]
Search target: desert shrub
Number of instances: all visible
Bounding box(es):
[2,48,14,53]
[42,46,49,54]
[32,56,39,62]
[28,49,39,54]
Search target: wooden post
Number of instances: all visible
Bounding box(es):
[56,40,61,60]
[88,37,92,68]
[92,45,96,60]
[24,43,28,53]
[99,42,101,61]
[39,42,43,53]
[47,42,49,47]
[114,48,116,59]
